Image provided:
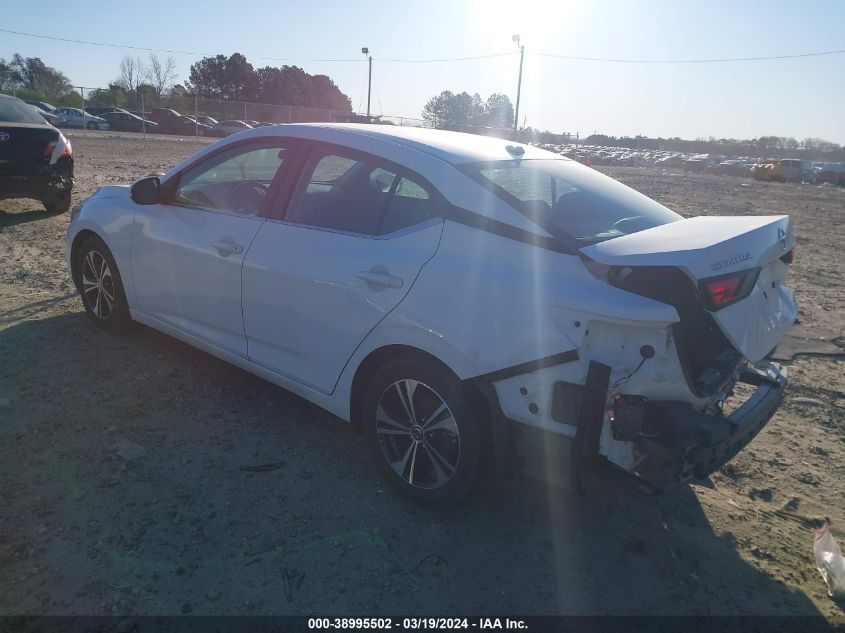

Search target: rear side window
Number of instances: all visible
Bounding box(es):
[469,159,681,242]
[284,147,439,236]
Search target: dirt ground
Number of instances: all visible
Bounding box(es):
[0,131,843,620]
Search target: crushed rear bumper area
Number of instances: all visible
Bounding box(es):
[632,362,787,485]
[0,164,74,203]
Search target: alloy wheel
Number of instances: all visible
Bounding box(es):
[375,379,461,490]
[81,250,115,320]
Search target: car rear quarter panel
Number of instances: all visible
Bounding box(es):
[334,221,686,422]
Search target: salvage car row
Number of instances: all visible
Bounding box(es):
[536,143,845,185]
[23,100,262,137]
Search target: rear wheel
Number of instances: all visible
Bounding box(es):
[362,358,483,506]
[43,190,72,214]
[75,235,131,331]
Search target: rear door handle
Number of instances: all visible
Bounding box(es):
[212,241,244,256]
[356,271,404,289]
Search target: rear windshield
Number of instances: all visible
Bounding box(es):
[466,158,682,242]
[0,98,47,124]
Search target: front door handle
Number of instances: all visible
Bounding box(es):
[356,271,404,289]
[212,241,244,256]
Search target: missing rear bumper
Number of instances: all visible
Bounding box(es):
[632,362,787,486]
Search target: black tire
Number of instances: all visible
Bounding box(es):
[74,235,131,331]
[86,121,97,130]
[362,357,483,506]
[43,190,72,214]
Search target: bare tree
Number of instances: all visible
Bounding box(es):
[117,56,149,92]
[149,54,177,98]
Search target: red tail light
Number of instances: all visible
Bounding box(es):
[42,135,72,160]
[699,267,760,311]
[780,248,795,265]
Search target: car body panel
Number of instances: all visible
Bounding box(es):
[66,123,796,486]
[242,219,444,394]
[131,203,264,357]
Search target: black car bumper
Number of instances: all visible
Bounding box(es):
[0,164,73,202]
[633,362,787,485]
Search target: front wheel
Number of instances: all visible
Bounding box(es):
[363,358,483,506]
[75,235,131,331]
[86,121,98,130]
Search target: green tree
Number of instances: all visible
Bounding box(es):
[10,54,72,99]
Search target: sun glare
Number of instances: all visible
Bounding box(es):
[473,0,584,49]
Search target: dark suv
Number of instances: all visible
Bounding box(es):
[0,94,74,213]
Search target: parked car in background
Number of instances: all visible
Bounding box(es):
[682,158,708,173]
[815,163,845,185]
[779,159,814,183]
[655,155,684,168]
[196,116,218,127]
[54,107,109,130]
[148,108,182,126]
[101,111,160,133]
[30,105,65,127]
[752,159,811,183]
[85,106,129,118]
[162,116,215,136]
[67,124,796,505]
[23,100,57,113]
[0,94,74,213]
[211,120,253,136]
[713,159,749,176]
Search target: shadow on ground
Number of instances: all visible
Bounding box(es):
[0,203,51,228]
[0,310,827,616]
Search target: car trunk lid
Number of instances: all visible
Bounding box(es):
[0,122,58,174]
[581,215,797,362]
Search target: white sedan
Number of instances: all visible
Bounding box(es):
[54,107,109,130]
[66,124,796,505]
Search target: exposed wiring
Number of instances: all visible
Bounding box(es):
[611,357,647,391]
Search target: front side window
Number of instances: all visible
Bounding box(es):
[285,147,439,235]
[174,144,290,216]
[468,159,682,243]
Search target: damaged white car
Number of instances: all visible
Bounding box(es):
[66,124,796,504]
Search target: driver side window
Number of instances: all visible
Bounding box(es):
[174,144,291,216]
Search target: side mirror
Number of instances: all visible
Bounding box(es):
[130,176,160,205]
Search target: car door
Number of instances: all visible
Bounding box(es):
[131,139,298,357]
[242,144,444,394]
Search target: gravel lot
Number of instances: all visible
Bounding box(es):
[1,131,844,619]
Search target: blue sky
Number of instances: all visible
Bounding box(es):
[2,0,843,143]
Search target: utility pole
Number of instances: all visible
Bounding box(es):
[362,47,372,120]
[512,34,524,135]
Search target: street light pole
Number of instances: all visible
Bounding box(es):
[362,47,372,120]
[512,34,524,135]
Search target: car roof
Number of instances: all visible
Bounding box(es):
[236,123,555,165]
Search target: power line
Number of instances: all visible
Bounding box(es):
[2,27,843,65]
[529,49,845,63]
[0,28,363,62]
[376,52,517,63]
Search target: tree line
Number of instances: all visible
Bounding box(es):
[0,51,353,113]
[422,90,515,131]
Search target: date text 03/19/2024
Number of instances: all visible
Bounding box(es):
[307,617,528,630]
